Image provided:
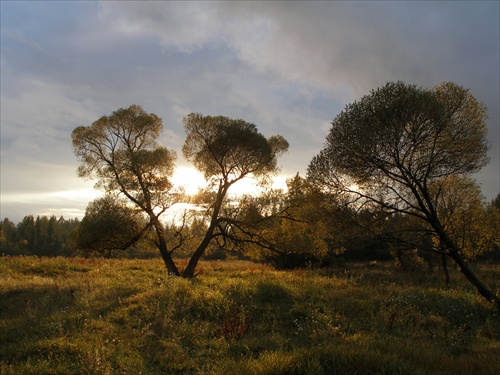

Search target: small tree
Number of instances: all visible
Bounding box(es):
[308,81,500,309]
[484,194,500,260]
[74,195,150,258]
[253,174,332,269]
[430,175,493,260]
[0,218,19,255]
[72,105,181,274]
[181,113,288,277]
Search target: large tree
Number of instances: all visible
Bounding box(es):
[181,113,289,277]
[72,105,181,275]
[308,81,499,309]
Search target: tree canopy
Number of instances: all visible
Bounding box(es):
[182,113,288,185]
[72,105,177,212]
[308,81,489,207]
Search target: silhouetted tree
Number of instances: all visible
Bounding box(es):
[181,113,288,277]
[308,81,499,309]
[72,105,181,274]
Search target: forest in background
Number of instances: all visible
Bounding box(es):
[1,187,499,268]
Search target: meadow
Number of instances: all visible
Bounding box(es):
[1,256,499,374]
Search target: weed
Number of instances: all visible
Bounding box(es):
[221,304,254,340]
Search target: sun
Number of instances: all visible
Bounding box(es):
[171,167,207,195]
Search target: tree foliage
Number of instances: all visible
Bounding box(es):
[182,113,288,184]
[251,175,331,269]
[72,105,176,210]
[308,81,499,309]
[429,175,495,260]
[308,82,488,201]
[73,195,150,258]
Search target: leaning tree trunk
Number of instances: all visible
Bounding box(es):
[157,232,180,276]
[183,182,228,278]
[152,218,180,276]
[435,226,500,311]
[182,225,215,278]
[448,250,500,311]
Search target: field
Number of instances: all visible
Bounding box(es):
[1,256,499,374]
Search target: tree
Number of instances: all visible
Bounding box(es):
[17,215,36,254]
[252,174,332,269]
[181,113,288,277]
[484,195,500,259]
[74,195,150,258]
[72,105,181,274]
[0,218,19,255]
[1,216,79,256]
[430,175,494,260]
[492,193,500,210]
[308,81,500,309]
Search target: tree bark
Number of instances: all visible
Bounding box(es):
[441,253,450,289]
[183,182,228,278]
[449,250,500,310]
[182,225,215,278]
[152,219,180,276]
[436,224,500,310]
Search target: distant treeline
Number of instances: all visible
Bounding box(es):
[0,216,80,257]
[1,192,499,267]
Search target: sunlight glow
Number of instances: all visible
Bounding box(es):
[171,167,207,195]
[171,167,289,197]
[1,170,289,223]
[1,189,103,206]
[228,175,288,196]
[164,168,290,225]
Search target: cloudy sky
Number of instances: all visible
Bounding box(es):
[1,1,499,222]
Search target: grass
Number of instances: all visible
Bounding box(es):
[1,256,499,374]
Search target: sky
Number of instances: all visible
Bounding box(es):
[1,1,499,223]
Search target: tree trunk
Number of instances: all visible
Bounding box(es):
[448,250,500,311]
[158,234,180,276]
[182,227,214,278]
[429,218,500,311]
[183,182,228,278]
[441,253,450,289]
[152,220,179,276]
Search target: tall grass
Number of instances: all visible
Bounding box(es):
[1,256,499,374]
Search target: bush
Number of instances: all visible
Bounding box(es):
[263,252,320,270]
[394,249,426,272]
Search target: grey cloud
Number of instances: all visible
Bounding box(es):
[98,1,498,114]
[101,1,498,195]
[1,1,498,222]
[98,1,223,52]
